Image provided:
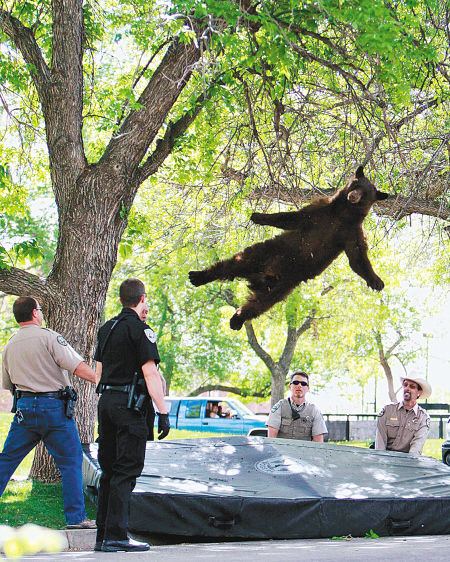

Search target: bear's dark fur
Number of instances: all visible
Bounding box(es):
[189,166,389,330]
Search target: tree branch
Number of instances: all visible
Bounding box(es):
[250,185,450,221]
[1,4,86,203]
[278,325,301,372]
[46,0,86,187]
[101,35,202,174]
[279,312,316,371]
[271,16,355,63]
[264,11,367,92]
[244,321,276,372]
[135,85,215,184]
[385,334,404,359]
[374,330,396,402]
[362,98,440,165]
[0,9,51,94]
[241,78,277,185]
[188,383,268,398]
[0,266,50,298]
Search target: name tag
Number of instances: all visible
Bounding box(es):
[390,417,398,421]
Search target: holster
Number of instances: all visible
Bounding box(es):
[59,386,78,419]
[127,373,149,414]
[11,387,18,414]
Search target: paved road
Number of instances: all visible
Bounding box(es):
[17,535,450,561]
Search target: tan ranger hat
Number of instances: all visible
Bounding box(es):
[400,374,432,400]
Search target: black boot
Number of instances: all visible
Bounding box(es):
[101,538,150,552]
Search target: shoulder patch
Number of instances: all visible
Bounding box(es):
[144,328,156,343]
[377,407,385,417]
[426,417,431,429]
[270,401,282,413]
[56,335,68,346]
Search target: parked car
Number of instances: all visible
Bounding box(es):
[157,397,267,435]
[442,417,450,466]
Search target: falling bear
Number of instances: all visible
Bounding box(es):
[189,166,389,330]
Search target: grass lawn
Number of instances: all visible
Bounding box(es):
[332,439,444,460]
[0,413,227,529]
[0,412,445,529]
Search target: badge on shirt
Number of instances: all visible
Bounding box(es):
[270,401,282,413]
[57,335,68,346]
[144,329,156,343]
[377,407,385,417]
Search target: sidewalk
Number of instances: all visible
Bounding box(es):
[17,533,450,561]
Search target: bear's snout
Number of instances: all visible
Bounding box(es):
[347,189,363,204]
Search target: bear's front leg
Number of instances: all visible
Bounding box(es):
[366,275,384,291]
[250,210,304,230]
[189,253,249,287]
[345,238,385,291]
[189,270,209,287]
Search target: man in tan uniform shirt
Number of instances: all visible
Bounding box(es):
[375,374,431,455]
[0,296,96,528]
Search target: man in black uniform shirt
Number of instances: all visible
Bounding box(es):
[94,278,170,552]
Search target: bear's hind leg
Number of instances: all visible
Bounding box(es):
[229,282,294,330]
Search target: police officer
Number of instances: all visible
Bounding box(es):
[266,371,327,441]
[0,296,96,529]
[94,278,170,553]
[375,374,431,454]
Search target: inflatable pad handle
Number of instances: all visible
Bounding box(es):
[388,519,411,532]
[208,516,236,528]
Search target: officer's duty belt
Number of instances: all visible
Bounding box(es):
[18,391,61,398]
[101,384,133,393]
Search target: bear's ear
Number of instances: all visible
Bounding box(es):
[376,190,389,200]
[355,165,365,179]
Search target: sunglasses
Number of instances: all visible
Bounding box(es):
[291,380,308,386]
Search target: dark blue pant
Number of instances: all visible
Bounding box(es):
[0,397,86,525]
[96,391,147,542]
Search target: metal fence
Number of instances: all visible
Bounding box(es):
[323,413,449,442]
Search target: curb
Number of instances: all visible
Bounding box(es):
[64,529,96,550]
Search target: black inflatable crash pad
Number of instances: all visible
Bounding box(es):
[82,436,450,539]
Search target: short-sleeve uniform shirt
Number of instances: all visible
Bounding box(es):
[95,308,160,386]
[375,402,430,454]
[266,398,327,440]
[1,325,84,393]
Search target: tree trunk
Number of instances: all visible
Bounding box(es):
[375,331,402,403]
[27,165,129,478]
[243,310,315,406]
[270,365,287,406]
[382,363,397,403]
[29,443,61,482]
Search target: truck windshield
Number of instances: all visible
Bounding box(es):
[228,400,254,416]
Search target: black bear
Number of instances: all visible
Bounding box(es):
[189,166,389,330]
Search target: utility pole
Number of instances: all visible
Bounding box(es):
[423,333,432,381]
[423,333,432,404]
